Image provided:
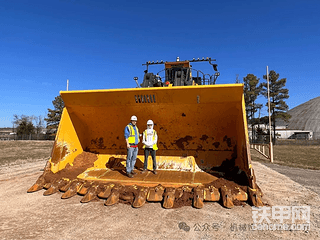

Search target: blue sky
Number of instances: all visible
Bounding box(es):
[1,0,319,127]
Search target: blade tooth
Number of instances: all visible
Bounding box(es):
[155,184,165,192]
[43,179,66,196]
[61,188,77,199]
[78,182,92,195]
[81,185,98,203]
[175,187,183,198]
[27,183,44,193]
[181,185,193,193]
[43,182,52,189]
[119,185,135,203]
[147,185,164,202]
[162,187,176,209]
[43,185,58,196]
[59,179,72,192]
[220,186,234,208]
[43,186,59,196]
[248,187,263,207]
[104,186,120,206]
[204,185,220,201]
[193,186,204,209]
[27,175,46,193]
[233,187,248,201]
[61,181,81,199]
[76,181,84,192]
[147,187,156,201]
[98,183,114,199]
[257,185,264,197]
[132,187,149,208]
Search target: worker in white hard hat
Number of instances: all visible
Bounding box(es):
[124,115,140,178]
[141,119,158,174]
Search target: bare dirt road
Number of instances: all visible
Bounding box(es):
[0,159,320,240]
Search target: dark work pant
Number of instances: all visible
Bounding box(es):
[144,148,157,170]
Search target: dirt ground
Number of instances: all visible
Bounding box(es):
[1,157,320,240]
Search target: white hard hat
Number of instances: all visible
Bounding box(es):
[147,120,153,125]
[131,115,137,121]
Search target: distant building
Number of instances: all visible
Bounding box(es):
[0,127,15,140]
[274,129,313,140]
[248,96,320,141]
[275,96,320,140]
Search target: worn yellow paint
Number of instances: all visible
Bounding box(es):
[49,108,83,173]
[50,84,253,185]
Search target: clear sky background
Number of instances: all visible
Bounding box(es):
[1,0,319,127]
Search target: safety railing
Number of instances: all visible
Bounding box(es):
[250,143,273,162]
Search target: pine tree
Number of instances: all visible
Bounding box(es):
[261,70,291,143]
[45,95,65,134]
[243,74,262,142]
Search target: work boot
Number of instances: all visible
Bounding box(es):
[131,171,137,175]
[153,170,157,175]
[141,169,147,174]
[127,172,134,178]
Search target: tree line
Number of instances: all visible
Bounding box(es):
[13,96,64,138]
[243,70,290,143]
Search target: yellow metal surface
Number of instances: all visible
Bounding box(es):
[49,108,84,173]
[77,169,217,187]
[52,84,253,187]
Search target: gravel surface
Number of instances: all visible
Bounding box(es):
[261,162,320,195]
[0,160,319,240]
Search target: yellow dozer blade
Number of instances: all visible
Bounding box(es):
[28,84,263,208]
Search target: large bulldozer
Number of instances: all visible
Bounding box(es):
[28,57,263,209]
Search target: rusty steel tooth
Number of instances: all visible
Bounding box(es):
[43,182,52,189]
[233,187,248,201]
[77,182,92,195]
[256,185,263,197]
[162,187,176,209]
[98,183,114,199]
[193,186,204,209]
[182,185,193,193]
[59,179,72,192]
[61,181,83,199]
[27,183,44,193]
[81,185,99,203]
[175,187,184,198]
[105,186,120,206]
[57,179,69,191]
[204,185,220,201]
[132,187,149,208]
[147,185,164,202]
[248,187,263,207]
[120,185,137,202]
[43,179,66,196]
[27,176,46,193]
[43,186,57,196]
[220,186,234,208]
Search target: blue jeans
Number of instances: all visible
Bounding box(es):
[126,147,138,173]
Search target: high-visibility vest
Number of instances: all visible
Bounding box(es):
[143,129,158,150]
[127,124,139,144]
